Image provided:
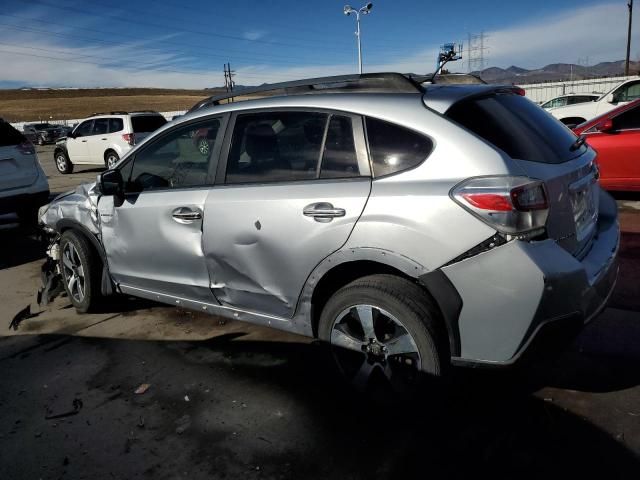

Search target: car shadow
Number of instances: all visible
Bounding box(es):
[166,335,640,478]
[0,219,45,270]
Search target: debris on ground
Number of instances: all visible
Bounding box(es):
[184,395,190,402]
[9,304,42,331]
[45,398,83,420]
[37,256,64,306]
[174,415,191,435]
[134,383,151,395]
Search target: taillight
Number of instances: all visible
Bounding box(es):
[513,87,526,96]
[451,176,548,236]
[16,141,35,155]
[122,133,135,145]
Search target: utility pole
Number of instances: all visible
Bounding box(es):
[626,0,633,76]
[223,63,235,93]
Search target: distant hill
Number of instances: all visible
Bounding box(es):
[472,60,640,84]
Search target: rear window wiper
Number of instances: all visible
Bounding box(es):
[570,135,586,152]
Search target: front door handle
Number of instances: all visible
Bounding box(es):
[303,202,346,222]
[172,206,203,223]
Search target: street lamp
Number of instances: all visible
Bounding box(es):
[343,3,373,74]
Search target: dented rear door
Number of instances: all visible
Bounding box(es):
[202,110,371,318]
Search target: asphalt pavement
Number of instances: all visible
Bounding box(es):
[0,145,638,479]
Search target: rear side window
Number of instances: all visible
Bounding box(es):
[447,93,581,164]
[226,111,328,184]
[93,118,109,135]
[320,115,359,179]
[365,117,433,177]
[109,118,124,133]
[131,115,167,133]
[0,121,27,146]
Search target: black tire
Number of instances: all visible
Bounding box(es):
[318,274,447,395]
[104,150,119,169]
[59,230,101,313]
[54,150,73,174]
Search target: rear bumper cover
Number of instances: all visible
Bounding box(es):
[0,190,50,215]
[443,188,619,365]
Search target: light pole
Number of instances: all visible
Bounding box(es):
[625,0,634,76]
[343,3,373,74]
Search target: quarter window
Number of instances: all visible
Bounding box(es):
[225,111,328,184]
[365,117,433,177]
[126,118,221,192]
[614,82,640,102]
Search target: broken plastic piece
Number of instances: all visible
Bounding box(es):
[134,383,151,395]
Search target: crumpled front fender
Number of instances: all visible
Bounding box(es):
[39,181,101,235]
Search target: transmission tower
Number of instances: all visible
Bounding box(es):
[466,32,489,73]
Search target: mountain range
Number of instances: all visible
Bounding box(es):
[471,60,640,84]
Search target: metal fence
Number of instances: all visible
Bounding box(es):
[519,75,636,103]
[10,110,186,131]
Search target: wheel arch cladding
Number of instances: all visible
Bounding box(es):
[304,249,462,356]
[57,220,114,296]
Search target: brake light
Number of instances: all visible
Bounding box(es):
[122,133,135,145]
[513,87,526,96]
[451,176,548,236]
[16,141,35,155]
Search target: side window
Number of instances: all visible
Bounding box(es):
[109,118,124,133]
[93,118,109,135]
[365,117,433,177]
[320,115,359,179]
[126,117,221,192]
[74,120,93,138]
[225,111,328,184]
[612,106,640,130]
[614,82,640,102]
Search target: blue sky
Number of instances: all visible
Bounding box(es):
[0,0,636,88]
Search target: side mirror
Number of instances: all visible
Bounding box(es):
[99,169,124,206]
[606,93,616,104]
[596,118,614,133]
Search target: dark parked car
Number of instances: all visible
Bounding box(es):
[22,123,66,145]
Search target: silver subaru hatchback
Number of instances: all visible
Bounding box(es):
[39,73,619,391]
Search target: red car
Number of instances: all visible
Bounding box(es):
[573,98,640,191]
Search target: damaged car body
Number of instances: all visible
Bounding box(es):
[39,73,620,391]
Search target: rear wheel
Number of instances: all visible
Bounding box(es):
[59,231,101,313]
[319,274,446,396]
[55,150,73,174]
[105,150,119,169]
[197,138,210,156]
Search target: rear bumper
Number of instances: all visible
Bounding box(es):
[443,187,619,365]
[0,189,50,215]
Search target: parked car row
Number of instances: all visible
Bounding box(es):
[22,122,73,145]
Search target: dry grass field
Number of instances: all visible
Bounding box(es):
[0,88,225,122]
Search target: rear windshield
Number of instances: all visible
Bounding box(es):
[0,121,27,147]
[447,93,583,164]
[131,115,167,133]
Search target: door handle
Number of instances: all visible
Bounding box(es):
[101,138,108,140]
[172,206,203,223]
[303,202,346,222]
[81,140,87,143]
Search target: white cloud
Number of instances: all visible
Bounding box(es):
[0,2,637,88]
[243,30,267,41]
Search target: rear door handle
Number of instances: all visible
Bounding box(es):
[172,206,203,223]
[303,202,346,222]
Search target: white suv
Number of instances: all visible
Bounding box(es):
[549,78,640,127]
[53,111,167,174]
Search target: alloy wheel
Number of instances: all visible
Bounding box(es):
[106,154,118,168]
[62,242,86,303]
[198,139,210,155]
[56,154,67,172]
[330,304,421,393]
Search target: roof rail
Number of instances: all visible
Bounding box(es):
[90,111,129,116]
[188,72,424,112]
